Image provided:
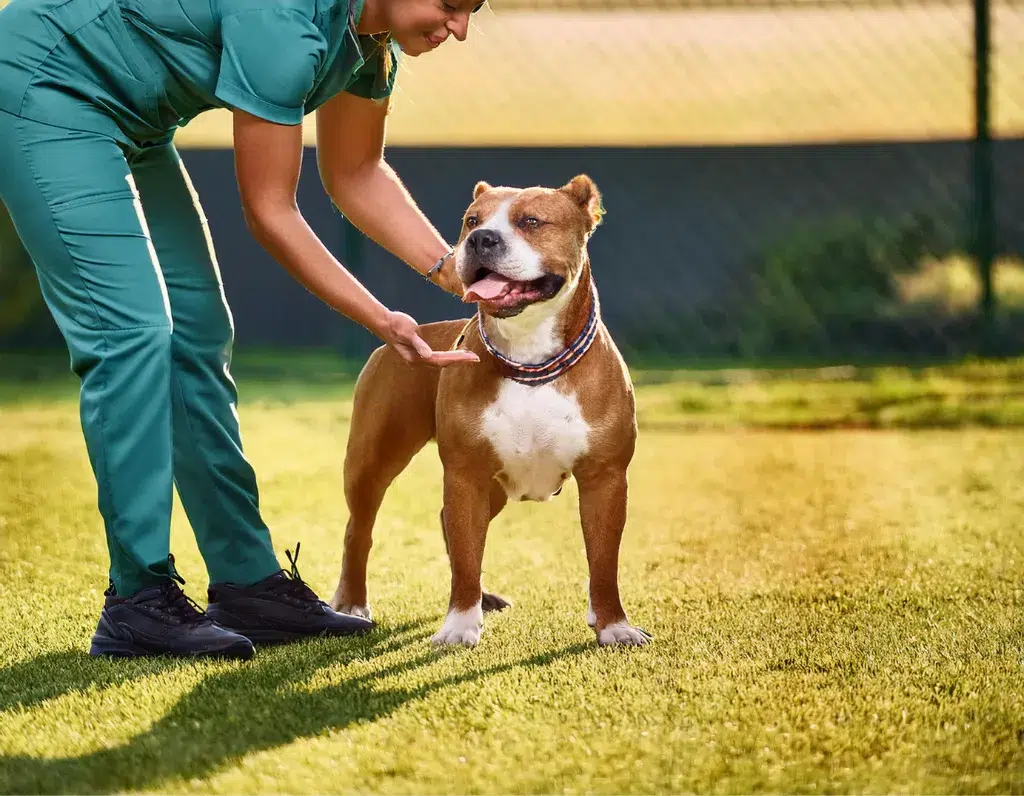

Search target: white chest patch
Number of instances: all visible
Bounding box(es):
[481,380,591,502]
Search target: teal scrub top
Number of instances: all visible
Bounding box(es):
[0,0,399,145]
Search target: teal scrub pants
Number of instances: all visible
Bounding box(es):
[0,109,281,597]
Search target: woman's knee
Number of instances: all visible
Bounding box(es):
[70,322,173,380]
[170,287,235,357]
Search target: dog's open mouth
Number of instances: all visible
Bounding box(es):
[463,269,565,313]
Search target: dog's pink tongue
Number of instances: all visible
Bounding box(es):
[464,272,512,303]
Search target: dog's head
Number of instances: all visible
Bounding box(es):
[455,175,604,318]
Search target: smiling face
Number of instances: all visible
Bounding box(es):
[377,0,484,56]
[455,176,605,319]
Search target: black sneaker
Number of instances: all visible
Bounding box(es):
[206,544,374,645]
[90,563,255,660]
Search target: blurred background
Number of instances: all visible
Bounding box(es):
[2,0,1023,365]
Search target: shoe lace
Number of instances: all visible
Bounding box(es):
[143,554,211,624]
[272,543,323,606]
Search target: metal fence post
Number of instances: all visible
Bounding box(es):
[973,0,996,353]
[334,213,366,359]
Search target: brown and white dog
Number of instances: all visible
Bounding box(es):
[329,174,651,648]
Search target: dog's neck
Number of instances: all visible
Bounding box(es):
[480,263,595,366]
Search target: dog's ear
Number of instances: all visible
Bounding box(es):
[473,180,493,200]
[561,174,604,232]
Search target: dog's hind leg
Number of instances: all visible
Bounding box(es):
[330,349,438,617]
[333,455,418,619]
[439,478,511,613]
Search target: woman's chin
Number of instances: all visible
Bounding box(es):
[392,35,431,56]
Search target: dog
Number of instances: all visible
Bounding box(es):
[329,174,650,648]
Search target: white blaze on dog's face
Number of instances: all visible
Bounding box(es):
[456,175,604,319]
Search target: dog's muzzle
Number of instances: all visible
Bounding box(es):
[465,229,505,263]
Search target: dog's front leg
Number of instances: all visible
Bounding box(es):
[431,466,491,647]
[576,465,652,647]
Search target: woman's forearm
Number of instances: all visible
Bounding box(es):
[328,159,459,289]
[246,203,391,338]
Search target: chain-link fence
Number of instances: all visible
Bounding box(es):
[2,0,1023,361]
[386,0,1022,146]
[377,0,1024,361]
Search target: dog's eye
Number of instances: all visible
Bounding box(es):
[465,215,479,228]
[519,216,542,229]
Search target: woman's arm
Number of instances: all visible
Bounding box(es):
[314,91,463,297]
[232,108,477,366]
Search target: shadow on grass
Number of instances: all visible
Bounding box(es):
[0,650,189,715]
[0,618,593,793]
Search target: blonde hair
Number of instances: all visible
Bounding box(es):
[372,33,394,98]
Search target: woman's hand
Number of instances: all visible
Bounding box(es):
[381,311,479,366]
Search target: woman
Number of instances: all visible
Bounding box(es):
[0,0,483,659]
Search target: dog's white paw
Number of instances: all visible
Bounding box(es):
[597,621,652,647]
[431,603,483,647]
[337,603,372,621]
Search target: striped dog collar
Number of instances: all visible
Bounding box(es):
[476,281,600,386]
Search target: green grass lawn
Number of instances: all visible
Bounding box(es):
[2,353,1024,793]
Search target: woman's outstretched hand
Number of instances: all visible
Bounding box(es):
[383,311,479,367]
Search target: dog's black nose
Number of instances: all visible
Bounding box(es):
[466,229,502,253]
